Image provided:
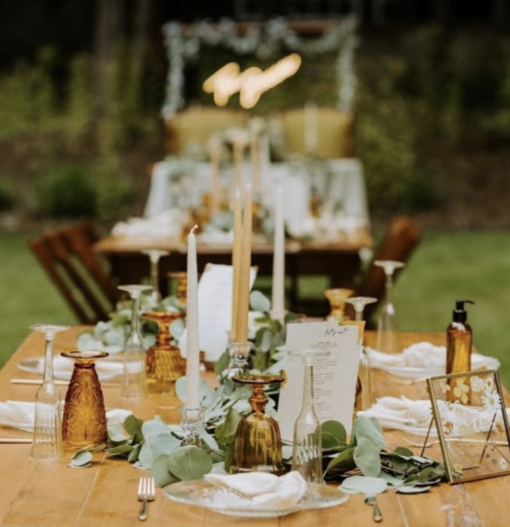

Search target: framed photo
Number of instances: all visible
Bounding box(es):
[426,369,510,484]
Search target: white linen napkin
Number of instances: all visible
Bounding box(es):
[359,395,510,437]
[204,471,307,510]
[111,210,183,239]
[367,342,500,379]
[0,403,131,434]
[17,356,123,381]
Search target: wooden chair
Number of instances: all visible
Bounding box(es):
[29,222,119,324]
[357,216,421,327]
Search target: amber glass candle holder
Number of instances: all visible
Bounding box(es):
[61,351,108,450]
[143,311,186,394]
[168,271,187,309]
[324,288,354,322]
[230,374,285,475]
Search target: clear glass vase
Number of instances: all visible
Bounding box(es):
[61,351,108,450]
[289,349,330,489]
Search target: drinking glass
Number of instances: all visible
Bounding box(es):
[61,351,108,450]
[375,260,404,354]
[230,373,286,475]
[345,296,377,411]
[142,250,169,304]
[118,285,153,399]
[289,349,330,488]
[29,324,70,460]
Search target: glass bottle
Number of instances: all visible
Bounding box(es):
[29,324,69,460]
[375,260,404,354]
[61,351,109,450]
[289,349,330,488]
[118,284,153,400]
[230,374,286,475]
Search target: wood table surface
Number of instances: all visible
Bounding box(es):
[94,231,373,314]
[1,328,510,527]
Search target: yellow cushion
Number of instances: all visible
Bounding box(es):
[165,106,248,154]
[277,107,353,158]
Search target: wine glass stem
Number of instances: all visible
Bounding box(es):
[131,296,141,335]
[151,261,159,297]
[385,272,394,306]
[43,335,54,382]
[355,308,363,322]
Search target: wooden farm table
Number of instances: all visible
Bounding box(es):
[94,231,373,314]
[1,328,509,527]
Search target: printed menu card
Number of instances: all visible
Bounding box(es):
[277,321,360,440]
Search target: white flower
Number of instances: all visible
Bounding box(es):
[471,375,485,393]
[482,386,501,413]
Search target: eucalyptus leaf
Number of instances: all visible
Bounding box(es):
[152,455,179,488]
[379,472,404,487]
[146,432,181,459]
[128,442,143,463]
[352,416,385,448]
[223,443,235,472]
[354,437,382,477]
[395,446,414,457]
[167,446,213,481]
[284,312,301,324]
[106,443,134,457]
[214,350,230,375]
[138,442,154,469]
[196,423,220,452]
[215,407,242,445]
[124,415,144,437]
[250,290,271,313]
[326,447,356,473]
[341,476,387,496]
[396,485,432,494]
[321,420,347,445]
[175,377,211,404]
[169,318,185,340]
[142,418,170,440]
[260,329,273,352]
[70,450,93,467]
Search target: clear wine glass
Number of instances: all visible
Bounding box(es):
[375,260,404,354]
[345,296,377,411]
[289,348,330,492]
[118,285,153,400]
[29,324,70,460]
[142,250,169,304]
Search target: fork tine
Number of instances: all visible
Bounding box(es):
[150,477,155,498]
[138,477,144,496]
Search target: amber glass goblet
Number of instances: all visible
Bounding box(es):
[230,373,285,475]
[143,311,186,394]
[324,288,354,322]
[61,350,108,450]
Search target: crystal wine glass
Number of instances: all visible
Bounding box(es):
[289,348,330,490]
[118,285,153,400]
[142,250,169,304]
[344,296,377,411]
[375,260,404,354]
[29,323,70,460]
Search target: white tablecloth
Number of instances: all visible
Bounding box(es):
[144,158,369,237]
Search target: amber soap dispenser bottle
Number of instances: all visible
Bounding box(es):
[446,299,475,376]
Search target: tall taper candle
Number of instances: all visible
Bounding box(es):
[271,186,285,320]
[233,140,244,190]
[231,187,242,340]
[186,225,200,408]
[250,134,261,194]
[209,138,221,216]
[304,100,318,156]
[235,185,252,342]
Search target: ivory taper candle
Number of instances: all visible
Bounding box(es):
[185,225,200,408]
[231,187,242,340]
[271,186,285,320]
[209,138,221,216]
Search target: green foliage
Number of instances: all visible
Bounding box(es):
[36,163,97,218]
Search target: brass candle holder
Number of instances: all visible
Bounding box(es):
[143,311,186,394]
[61,351,108,450]
[324,288,354,323]
[230,373,286,475]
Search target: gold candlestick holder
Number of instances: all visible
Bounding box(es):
[230,373,286,475]
[143,311,186,394]
[61,351,108,450]
[168,271,187,309]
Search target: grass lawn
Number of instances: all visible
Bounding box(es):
[1,231,509,388]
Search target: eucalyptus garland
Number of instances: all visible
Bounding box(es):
[162,17,358,118]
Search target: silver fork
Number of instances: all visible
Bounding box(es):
[138,476,156,521]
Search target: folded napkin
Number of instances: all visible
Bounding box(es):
[111,210,183,239]
[17,356,123,381]
[0,402,131,434]
[367,342,500,379]
[204,471,307,510]
[359,395,510,437]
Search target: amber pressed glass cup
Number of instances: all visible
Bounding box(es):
[143,311,186,394]
[61,350,108,450]
[230,373,286,475]
[324,288,354,322]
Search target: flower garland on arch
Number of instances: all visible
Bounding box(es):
[161,16,359,119]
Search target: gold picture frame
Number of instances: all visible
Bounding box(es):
[426,369,510,484]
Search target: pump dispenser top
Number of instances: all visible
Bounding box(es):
[452,300,475,323]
